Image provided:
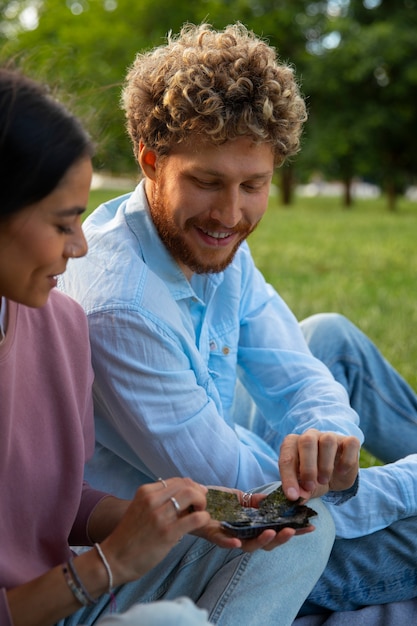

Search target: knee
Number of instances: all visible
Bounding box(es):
[306,498,336,566]
[267,498,335,576]
[300,313,349,344]
[246,499,335,601]
[300,313,355,361]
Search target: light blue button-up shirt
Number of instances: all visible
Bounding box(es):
[62,181,368,536]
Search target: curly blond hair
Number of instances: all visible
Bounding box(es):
[122,22,307,167]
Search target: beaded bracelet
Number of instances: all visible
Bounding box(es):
[68,557,97,606]
[95,543,117,612]
[62,561,97,607]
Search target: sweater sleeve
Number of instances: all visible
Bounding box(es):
[69,483,111,546]
[46,292,114,546]
[0,589,13,626]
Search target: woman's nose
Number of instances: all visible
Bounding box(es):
[65,229,88,259]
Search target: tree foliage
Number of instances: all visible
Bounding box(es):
[299,0,417,209]
[0,0,208,171]
[1,0,416,208]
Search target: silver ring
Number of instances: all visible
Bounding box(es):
[158,477,168,488]
[170,496,181,514]
[242,492,253,508]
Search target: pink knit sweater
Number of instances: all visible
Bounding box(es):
[0,289,108,622]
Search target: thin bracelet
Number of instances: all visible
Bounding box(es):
[62,563,92,607]
[95,543,117,612]
[67,557,97,606]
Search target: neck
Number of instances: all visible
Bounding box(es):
[177,260,193,281]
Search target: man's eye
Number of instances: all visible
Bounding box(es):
[193,177,217,188]
[243,181,266,191]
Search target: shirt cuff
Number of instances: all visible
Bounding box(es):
[323,473,359,505]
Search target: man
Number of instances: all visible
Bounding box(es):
[62,23,417,620]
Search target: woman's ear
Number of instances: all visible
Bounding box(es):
[139,143,157,180]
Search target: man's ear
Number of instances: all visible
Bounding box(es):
[139,143,157,180]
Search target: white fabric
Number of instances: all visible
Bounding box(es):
[92,598,209,625]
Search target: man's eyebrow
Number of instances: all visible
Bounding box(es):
[194,168,273,179]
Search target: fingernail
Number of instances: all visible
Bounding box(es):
[287,487,299,500]
[304,481,315,492]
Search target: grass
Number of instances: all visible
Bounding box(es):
[87,188,129,214]
[87,187,417,467]
[250,194,417,390]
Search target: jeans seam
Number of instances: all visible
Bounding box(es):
[208,552,251,624]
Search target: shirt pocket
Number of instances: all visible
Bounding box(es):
[207,324,239,409]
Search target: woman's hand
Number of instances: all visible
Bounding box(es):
[8,478,210,626]
[94,477,211,586]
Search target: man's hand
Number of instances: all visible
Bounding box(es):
[279,429,360,501]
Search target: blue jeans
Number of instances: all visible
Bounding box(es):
[60,496,334,626]
[301,313,417,463]
[299,313,417,613]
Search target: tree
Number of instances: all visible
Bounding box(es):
[299,0,417,210]
[6,0,415,210]
[1,0,319,203]
[1,0,206,172]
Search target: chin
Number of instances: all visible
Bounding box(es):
[20,293,50,309]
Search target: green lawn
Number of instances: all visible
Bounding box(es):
[87,188,417,467]
[250,194,417,389]
[87,188,129,215]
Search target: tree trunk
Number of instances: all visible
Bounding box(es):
[342,177,353,208]
[386,182,397,211]
[280,165,293,206]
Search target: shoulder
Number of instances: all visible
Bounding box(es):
[48,288,87,316]
[13,291,92,371]
[41,289,89,335]
[62,189,163,315]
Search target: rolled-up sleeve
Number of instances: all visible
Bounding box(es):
[236,255,364,447]
[88,295,277,491]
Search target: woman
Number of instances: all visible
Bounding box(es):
[0,68,330,626]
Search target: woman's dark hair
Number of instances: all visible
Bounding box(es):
[0,68,94,218]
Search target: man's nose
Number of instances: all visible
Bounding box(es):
[209,188,242,227]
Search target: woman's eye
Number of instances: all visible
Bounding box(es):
[57,225,74,235]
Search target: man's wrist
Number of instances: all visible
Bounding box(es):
[323,473,360,505]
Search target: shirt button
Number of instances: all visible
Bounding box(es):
[222,346,230,355]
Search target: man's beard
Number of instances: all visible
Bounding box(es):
[150,187,256,275]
